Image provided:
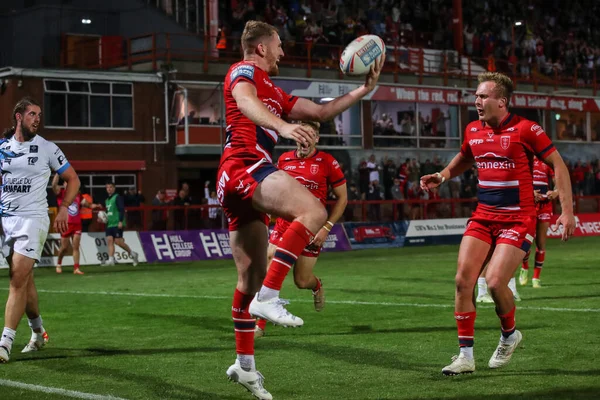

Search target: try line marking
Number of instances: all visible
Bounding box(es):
[0,378,128,400]
[3,288,598,314]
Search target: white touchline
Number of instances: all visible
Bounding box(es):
[2,288,598,313]
[0,379,128,400]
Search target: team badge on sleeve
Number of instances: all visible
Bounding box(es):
[230,65,255,81]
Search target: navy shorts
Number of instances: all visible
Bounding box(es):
[106,227,124,239]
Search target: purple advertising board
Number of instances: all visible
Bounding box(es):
[139,225,351,263]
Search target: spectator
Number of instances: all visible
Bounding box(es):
[366,154,380,183]
[344,182,361,221]
[124,187,145,230]
[366,180,382,221]
[171,189,190,230]
[151,189,168,231]
[382,158,397,199]
[391,177,405,220]
[207,190,221,228]
[358,160,370,198]
[80,186,93,233]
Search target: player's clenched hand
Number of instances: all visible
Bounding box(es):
[310,227,329,248]
[365,53,385,92]
[554,212,576,242]
[420,173,443,191]
[279,123,315,146]
[54,206,69,234]
[533,189,546,203]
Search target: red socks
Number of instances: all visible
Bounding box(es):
[497,306,516,338]
[232,289,255,355]
[522,250,530,270]
[533,250,545,279]
[256,318,267,331]
[455,311,476,347]
[263,221,314,291]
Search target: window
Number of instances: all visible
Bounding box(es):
[373,101,460,149]
[43,79,134,129]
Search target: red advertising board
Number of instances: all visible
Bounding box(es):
[547,213,600,238]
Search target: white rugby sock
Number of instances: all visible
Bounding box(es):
[0,327,16,353]
[477,277,488,297]
[508,278,517,295]
[459,346,474,360]
[237,354,256,371]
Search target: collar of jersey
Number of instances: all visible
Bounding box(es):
[480,112,516,131]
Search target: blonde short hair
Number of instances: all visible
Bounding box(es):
[477,72,514,106]
[300,121,320,135]
[241,21,278,54]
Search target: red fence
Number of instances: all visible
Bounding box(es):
[59,32,600,93]
[69,195,600,233]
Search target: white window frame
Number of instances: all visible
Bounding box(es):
[43,79,135,130]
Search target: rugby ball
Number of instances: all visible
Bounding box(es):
[97,211,107,223]
[339,35,386,76]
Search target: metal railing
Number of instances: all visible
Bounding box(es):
[52,195,600,233]
[59,32,600,94]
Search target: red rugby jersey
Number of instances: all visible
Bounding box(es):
[532,156,554,194]
[222,61,298,163]
[57,189,82,224]
[460,113,556,216]
[276,150,346,204]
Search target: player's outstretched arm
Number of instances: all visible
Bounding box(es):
[232,81,314,145]
[420,153,472,191]
[542,151,575,240]
[288,55,385,122]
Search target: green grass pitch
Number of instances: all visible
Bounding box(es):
[1,237,599,399]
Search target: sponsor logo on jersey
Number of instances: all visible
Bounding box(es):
[28,157,38,165]
[470,127,478,132]
[474,153,516,170]
[531,124,541,131]
[284,165,297,171]
[57,155,66,165]
[296,176,319,191]
[487,132,494,138]
[469,139,484,146]
[498,228,519,241]
[262,98,282,118]
[506,127,516,132]
[536,129,545,136]
[29,145,38,153]
[230,64,255,81]
[501,136,510,150]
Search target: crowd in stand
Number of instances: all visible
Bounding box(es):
[333,154,600,220]
[221,0,600,81]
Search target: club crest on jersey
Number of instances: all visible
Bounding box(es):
[500,136,510,150]
[310,164,319,175]
[29,145,38,153]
